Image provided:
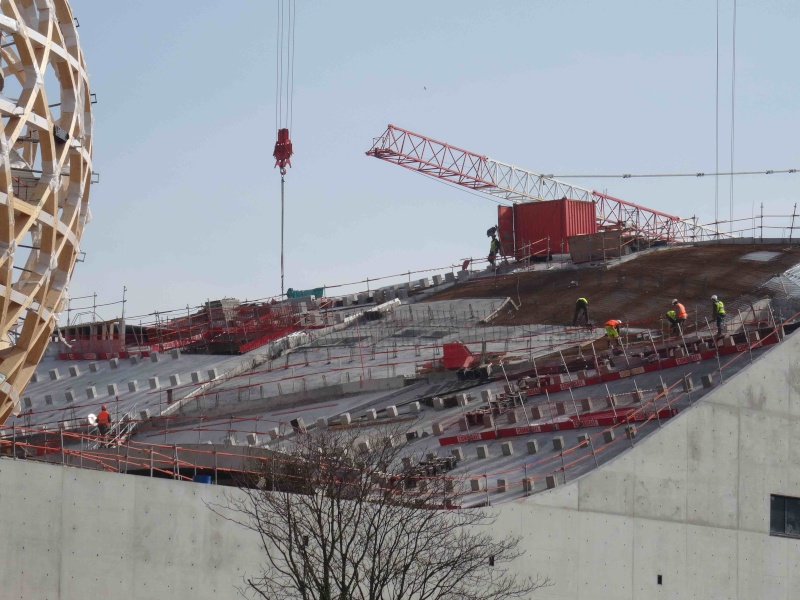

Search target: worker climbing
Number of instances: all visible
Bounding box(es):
[573,297,589,326]
[711,294,726,336]
[604,319,622,348]
[486,226,504,268]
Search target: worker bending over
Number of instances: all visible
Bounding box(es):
[666,299,687,331]
[604,319,622,348]
[711,295,726,336]
[573,297,589,326]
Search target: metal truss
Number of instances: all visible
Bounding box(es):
[367,124,723,242]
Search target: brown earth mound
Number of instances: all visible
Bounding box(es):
[425,244,800,327]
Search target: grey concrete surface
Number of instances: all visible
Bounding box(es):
[0,459,262,600]
[2,325,798,599]
[498,325,800,599]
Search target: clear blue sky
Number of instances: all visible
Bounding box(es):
[68,0,799,322]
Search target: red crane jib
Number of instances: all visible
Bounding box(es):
[365,124,721,243]
[273,128,293,170]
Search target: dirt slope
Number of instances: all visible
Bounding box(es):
[425,244,800,327]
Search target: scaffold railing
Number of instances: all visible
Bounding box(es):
[0,313,788,505]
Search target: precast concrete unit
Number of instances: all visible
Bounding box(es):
[4,314,800,598]
[494,324,800,599]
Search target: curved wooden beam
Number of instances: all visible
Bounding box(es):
[0,0,92,425]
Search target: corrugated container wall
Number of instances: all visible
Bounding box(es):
[497,199,597,259]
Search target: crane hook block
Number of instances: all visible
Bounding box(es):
[273,128,293,174]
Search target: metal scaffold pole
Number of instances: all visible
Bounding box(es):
[281,173,285,298]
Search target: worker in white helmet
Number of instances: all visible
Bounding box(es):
[711,295,726,336]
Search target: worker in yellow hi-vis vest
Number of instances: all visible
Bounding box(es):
[488,234,503,267]
[604,319,621,348]
[666,299,687,332]
[711,295,726,336]
[573,297,589,326]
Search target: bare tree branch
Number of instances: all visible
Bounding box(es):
[211,426,551,600]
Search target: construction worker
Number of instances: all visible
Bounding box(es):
[96,404,112,447]
[573,297,589,326]
[671,299,687,330]
[711,294,726,335]
[665,308,679,331]
[604,319,621,348]
[487,234,503,267]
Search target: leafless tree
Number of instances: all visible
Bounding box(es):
[215,426,549,600]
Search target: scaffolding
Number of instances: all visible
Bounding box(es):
[55,299,308,358]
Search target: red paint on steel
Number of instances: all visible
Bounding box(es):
[273,127,293,172]
[366,124,718,242]
[497,205,514,257]
[499,199,597,257]
[516,335,777,399]
[441,342,477,370]
[591,191,679,221]
[439,407,680,446]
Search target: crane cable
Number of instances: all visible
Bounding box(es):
[547,168,799,179]
[276,0,296,134]
[715,0,719,237]
[731,0,737,236]
[274,0,296,298]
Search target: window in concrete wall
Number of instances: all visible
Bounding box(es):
[770,494,800,538]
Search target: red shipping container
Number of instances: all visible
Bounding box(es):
[497,199,596,259]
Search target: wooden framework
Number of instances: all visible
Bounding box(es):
[0,1,92,425]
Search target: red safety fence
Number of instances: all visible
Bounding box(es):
[56,301,307,358]
[0,371,693,501]
[4,306,791,507]
[0,328,781,500]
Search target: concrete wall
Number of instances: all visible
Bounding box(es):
[4,331,800,599]
[502,328,800,599]
[0,460,261,600]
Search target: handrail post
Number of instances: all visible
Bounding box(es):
[738,309,754,364]
[648,329,663,370]
[524,464,528,497]
[587,433,600,467]
[636,379,659,427]
[659,375,674,412]
[704,317,725,383]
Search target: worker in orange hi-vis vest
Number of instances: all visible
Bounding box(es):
[96,404,112,447]
[604,319,622,349]
[670,299,687,331]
